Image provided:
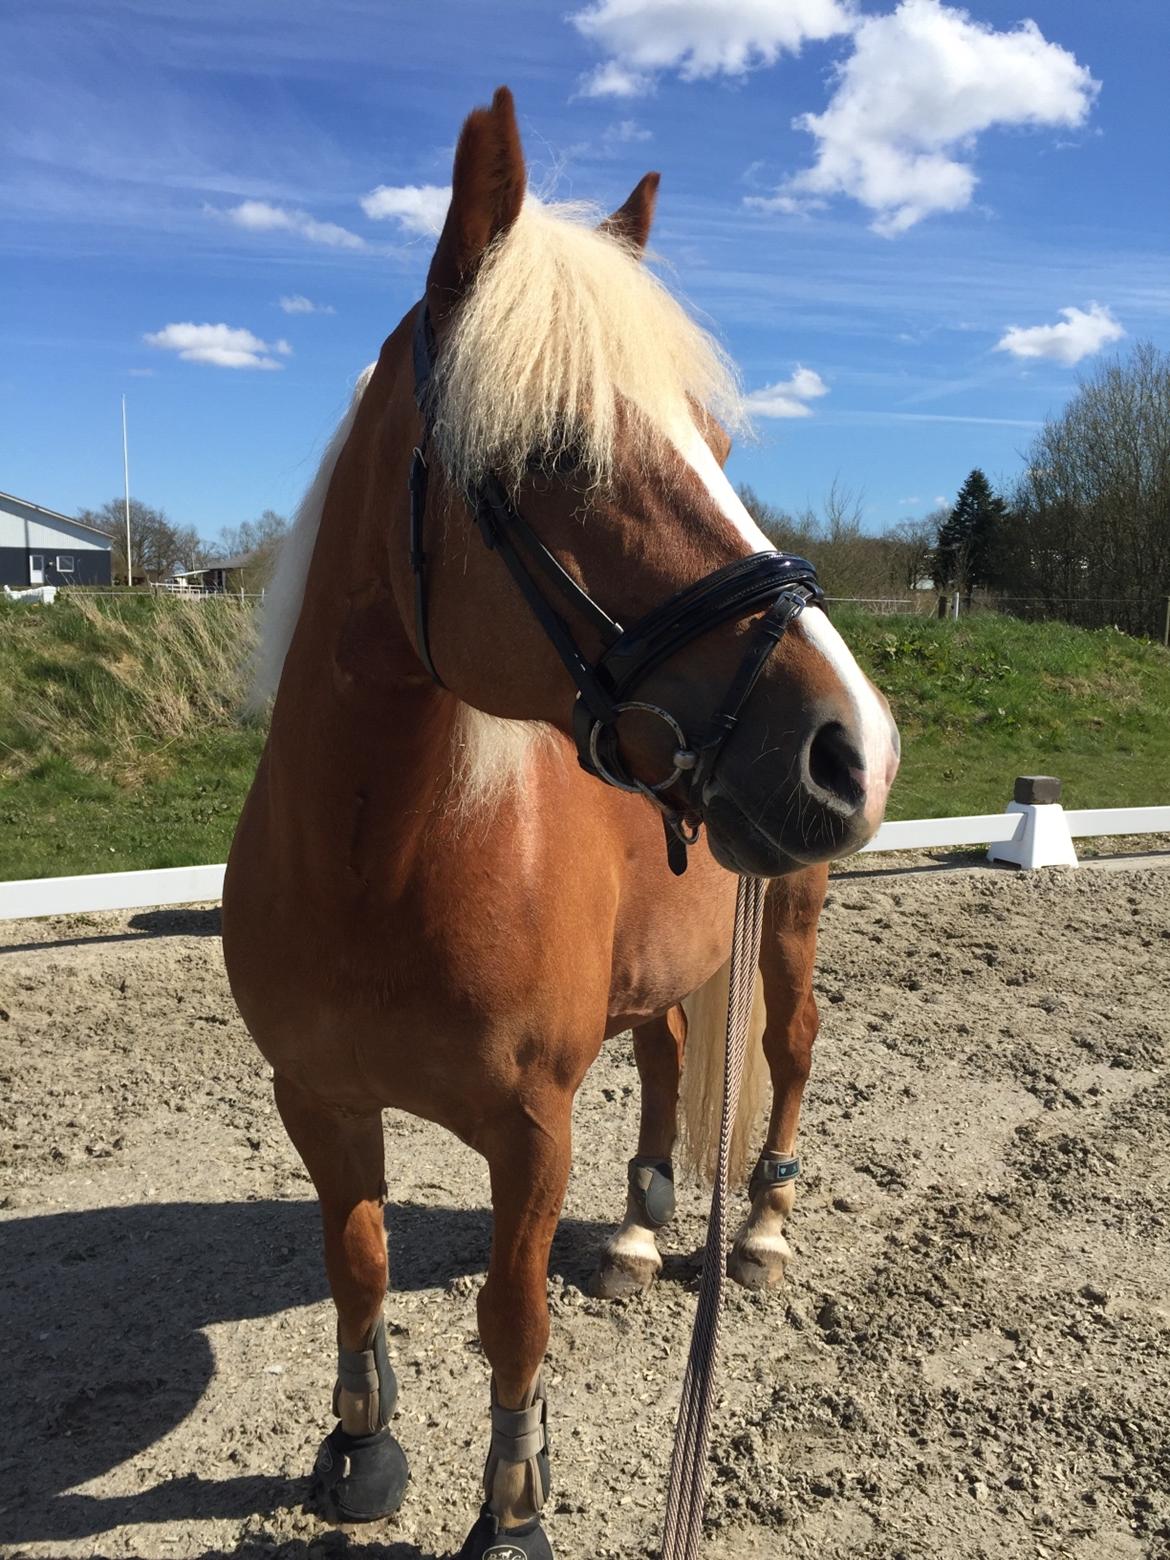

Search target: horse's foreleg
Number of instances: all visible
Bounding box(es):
[459,1101,572,1560]
[728,864,827,1290]
[272,1072,409,1522]
[593,1008,685,1298]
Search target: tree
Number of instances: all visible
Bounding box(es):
[1003,342,1170,636]
[77,499,209,584]
[932,470,1005,606]
[886,513,942,594]
[212,509,289,590]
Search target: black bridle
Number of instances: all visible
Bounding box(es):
[408,302,824,874]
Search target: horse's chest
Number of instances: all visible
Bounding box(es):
[606,852,737,1029]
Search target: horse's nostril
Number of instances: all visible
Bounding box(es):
[806,722,866,812]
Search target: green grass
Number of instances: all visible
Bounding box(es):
[833,608,1170,820]
[0,593,263,880]
[1,596,1168,880]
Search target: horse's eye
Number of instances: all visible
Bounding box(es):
[526,441,583,479]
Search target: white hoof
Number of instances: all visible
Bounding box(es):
[728,1226,791,1290]
[593,1223,662,1298]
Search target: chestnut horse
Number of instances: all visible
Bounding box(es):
[223,88,898,1560]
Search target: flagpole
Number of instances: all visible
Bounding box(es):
[122,396,132,587]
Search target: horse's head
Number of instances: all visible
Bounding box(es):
[379,87,898,875]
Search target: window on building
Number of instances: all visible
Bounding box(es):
[56,555,74,573]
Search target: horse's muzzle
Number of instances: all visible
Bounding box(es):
[700,715,883,877]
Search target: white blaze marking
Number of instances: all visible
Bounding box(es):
[798,607,896,822]
[674,425,777,555]
[673,418,897,824]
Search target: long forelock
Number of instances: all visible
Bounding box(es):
[429,197,744,495]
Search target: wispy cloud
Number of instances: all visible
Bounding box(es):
[278,294,336,316]
[144,322,293,370]
[604,119,653,146]
[750,0,1098,236]
[217,200,365,250]
[744,365,829,418]
[360,183,450,236]
[995,302,1123,366]
[571,0,852,96]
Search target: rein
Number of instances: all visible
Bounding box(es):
[408,301,824,873]
[662,872,766,1560]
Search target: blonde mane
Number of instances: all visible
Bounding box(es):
[255,196,739,809]
[430,197,743,494]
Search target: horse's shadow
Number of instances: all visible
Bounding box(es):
[0,1196,608,1548]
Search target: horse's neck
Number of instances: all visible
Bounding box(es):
[268,395,463,827]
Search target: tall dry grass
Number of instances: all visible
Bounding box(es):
[0,593,259,781]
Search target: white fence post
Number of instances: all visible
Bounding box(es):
[987,776,1079,869]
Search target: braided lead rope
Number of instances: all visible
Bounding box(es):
[661,874,767,1560]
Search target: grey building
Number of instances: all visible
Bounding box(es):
[0,491,114,588]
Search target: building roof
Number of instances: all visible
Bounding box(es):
[173,551,256,577]
[0,490,114,543]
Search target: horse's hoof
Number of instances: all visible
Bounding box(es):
[311,1423,409,1522]
[728,1230,791,1291]
[593,1230,662,1298]
[457,1503,554,1559]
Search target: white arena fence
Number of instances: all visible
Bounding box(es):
[0,795,1167,923]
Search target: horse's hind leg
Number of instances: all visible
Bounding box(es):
[458,1098,573,1559]
[728,864,827,1290]
[273,1073,409,1522]
[593,1007,685,1299]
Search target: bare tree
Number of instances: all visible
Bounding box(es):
[78,499,209,584]
[1002,341,1170,635]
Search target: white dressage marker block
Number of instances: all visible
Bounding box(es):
[987,802,1079,870]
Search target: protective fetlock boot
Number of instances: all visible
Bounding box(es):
[460,1373,553,1558]
[312,1315,409,1521]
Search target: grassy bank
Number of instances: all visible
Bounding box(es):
[1,595,1168,880]
[0,594,263,880]
[833,608,1170,820]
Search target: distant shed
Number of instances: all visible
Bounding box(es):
[0,492,113,588]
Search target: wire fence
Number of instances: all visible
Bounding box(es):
[827,590,1170,643]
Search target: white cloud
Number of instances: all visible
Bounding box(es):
[605,118,653,144]
[995,302,1123,366]
[744,365,829,418]
[360,183,450,236]
[144,322,291,370]
[753,0,1097,235]
[220,199,365,250]
[278,294,335,315]
[577,62,653,98]
[571,0,853,94]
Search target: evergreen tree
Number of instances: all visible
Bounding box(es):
[932,469,1006,603]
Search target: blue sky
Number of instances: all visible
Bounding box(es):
[2,0,1167,543]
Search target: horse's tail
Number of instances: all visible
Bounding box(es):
[677,958,769,1187]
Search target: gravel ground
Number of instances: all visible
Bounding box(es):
[1,862,1168,1560]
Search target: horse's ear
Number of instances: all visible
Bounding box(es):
[428,87,526,316]
[600,171,660,253]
